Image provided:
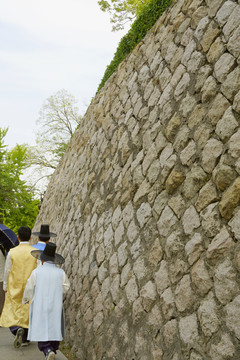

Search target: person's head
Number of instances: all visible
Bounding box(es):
[18,226,31,242]
[32,224,57,242]
[39,236,50,242]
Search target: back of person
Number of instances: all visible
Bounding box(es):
[28,262,64,341]
[0,243,37,327]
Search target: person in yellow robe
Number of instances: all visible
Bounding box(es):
[0,226,37,347]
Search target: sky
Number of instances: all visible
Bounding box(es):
[0,0,128,149]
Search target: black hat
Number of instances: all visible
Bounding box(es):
[31,242,64,265]
[32,224,57,238]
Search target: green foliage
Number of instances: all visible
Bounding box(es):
[0,128,40,233]
[97,0,172,92]
[98,0,152,31]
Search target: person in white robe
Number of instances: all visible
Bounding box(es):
[23,242,70,360]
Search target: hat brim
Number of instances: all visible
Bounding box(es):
[31,250,65,265]
[32,231,57,238]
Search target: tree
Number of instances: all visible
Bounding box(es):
[0,128,40,233]
[27,89,82,189]
[98,0,151,31]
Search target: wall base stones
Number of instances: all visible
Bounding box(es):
[34,0,240,358]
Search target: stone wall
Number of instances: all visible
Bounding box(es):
[34,0,240,358]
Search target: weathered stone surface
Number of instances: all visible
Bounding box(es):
[182,165,207,199]
[214,259,238,304]
[200,202,221,237]
[175,275,195,312]
[202,138,223,173]
[166,168,185,194]
[179,313,199,345]
[34,0,240,358]
[191,258,213,296]
[182,205,200,235]
[215,107,238,142]
[228,128,240,158]
[198,292,220,336]
[157,206,178,237]
[219,177,240,219]
[185,233,204,265]
[210,334,235,360]
[195,181,218,212]
[206,227,234,264]
[225,295,240,339]
[212,164,236,191]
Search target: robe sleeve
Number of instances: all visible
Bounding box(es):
[62,271,70,294]
[22,270,37,304]
[3,252,12,291]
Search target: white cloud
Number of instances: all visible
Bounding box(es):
[0,0,129,148]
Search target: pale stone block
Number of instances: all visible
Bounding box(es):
[160,143,173,168]
[179,313,199,345]
[173,125,190,152]
[225,295,240,339]
[210,334,235,360]
[133,257,146,281]
[207,36,226,64]
[229,128,240,158]
[147,159,161,184]
[127,220,139,243]
[212,164,237,191]
[229,208,240,240]
[194,16,210,42]
[214,53,235,82]
[157,206,178,237]
[130,238,142,260]
[140,281,157,312]
[187,51,205,73]
[161,287,175,320]
[118,241,128,267]
[221,66,240,101]
[215,107,238,142]
[233,90,240,114]
[206,227,234,264]
[136,202,152,228]
[223,5,240,40]
[163,319,178,348]
[96,244,105,265]
[169,259,188,285]
[149,238,163,266]
[153,190,169,217]
[191,259,213,296]
[180,140,196,166]
[185,233,204,265]
[219,177,240,219]
[125,276,139,303]
[175,275,195,312]
[132,297,144,324]
[165,231,184,259]
[168,194,185,218]
[200,20,220,52]
[182,205,200,235]
[214,259,238,304]
[182,165,207,199]
[198,293,220,336]
[196,181,218,212]
[174,73,191,100]
[201,75,218,103]
[195,64,212,92]
[122,201,134,227]
[155,260,170,295]
[200,202,221,237]
[114,220,125,246]
[227,25,240,57]
[133,179,151,204]
[202,138,223,173]
[110,274,120,303]
[216,1,237,26]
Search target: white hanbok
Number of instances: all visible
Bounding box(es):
[23,262,70,341]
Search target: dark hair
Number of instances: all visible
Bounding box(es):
[39,236,50,242]
[18,226,31,241]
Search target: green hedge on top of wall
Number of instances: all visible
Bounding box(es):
[97,0,173,93]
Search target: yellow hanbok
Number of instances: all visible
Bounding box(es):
[0,243,37,328]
